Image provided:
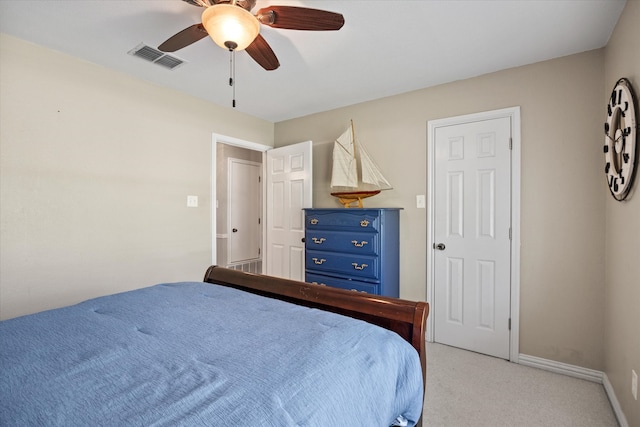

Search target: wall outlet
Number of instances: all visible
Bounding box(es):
[633,369,638,400]
[416,194,426,209]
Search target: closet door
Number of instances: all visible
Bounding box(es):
[228,158,261,264]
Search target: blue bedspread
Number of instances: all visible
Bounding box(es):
[1,282,423,426]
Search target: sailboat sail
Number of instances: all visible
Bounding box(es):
[359,143,392,189]
[331,127,358,188]
[330,121,391,207]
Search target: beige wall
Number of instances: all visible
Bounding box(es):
[275,49,607,371]
[603,1,640,425]
[0,34,274,320]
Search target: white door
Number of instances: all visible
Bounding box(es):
[433,116,512,359]
[228,158,261,264]
[265,141,312,280]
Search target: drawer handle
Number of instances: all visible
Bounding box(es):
[351,289,367,293]
[352,263,368,270]
[309,218,319,225]
[312,258,327,265]
[311,282,327,286]
[351,240,368,248]
[359,219,370,227]
[312,237,326,244]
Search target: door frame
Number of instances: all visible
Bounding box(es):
[211,133,271,267]
[426,106,521,362]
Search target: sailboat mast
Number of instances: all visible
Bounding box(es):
[350,119,357,169]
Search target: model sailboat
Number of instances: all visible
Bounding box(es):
[330,120,392,208]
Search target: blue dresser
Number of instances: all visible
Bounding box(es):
[303,208,401,297]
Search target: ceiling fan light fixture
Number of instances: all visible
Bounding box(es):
[202,4,260,51]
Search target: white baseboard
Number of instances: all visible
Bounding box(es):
[519,353,628,427]
[603,373,629,427]
[518,353,603,382]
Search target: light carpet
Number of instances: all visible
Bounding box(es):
[422,342,618,427]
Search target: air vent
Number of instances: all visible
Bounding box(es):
[127,43,186,70]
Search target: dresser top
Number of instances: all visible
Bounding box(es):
[303,208,403,211]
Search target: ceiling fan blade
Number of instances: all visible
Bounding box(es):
[181,0,210,7]
[245,34,280,71]
[158,24,208,52]
[256,6,344,31]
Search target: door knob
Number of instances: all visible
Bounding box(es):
[232,228,238,233]
[434,243,446,250]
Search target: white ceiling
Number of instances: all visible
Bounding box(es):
[0,0,626,122]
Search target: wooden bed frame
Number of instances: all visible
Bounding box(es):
[204,265,429,424]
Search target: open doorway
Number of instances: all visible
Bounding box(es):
[211,134,313,281]
[216,144,262,272]
[211,134,270,273]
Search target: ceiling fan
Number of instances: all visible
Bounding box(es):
[158,0,345,71]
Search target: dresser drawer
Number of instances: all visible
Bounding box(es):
[306,250,379,280]
[305,230,379,255]
[306,273,380,294]
[305,210,381,232]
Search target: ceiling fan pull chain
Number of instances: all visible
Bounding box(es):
[228,48,236,108]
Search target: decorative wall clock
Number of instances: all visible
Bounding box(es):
[604,77,638,201]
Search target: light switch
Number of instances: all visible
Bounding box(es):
[187,195,198,207]
[416,195,426,209]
